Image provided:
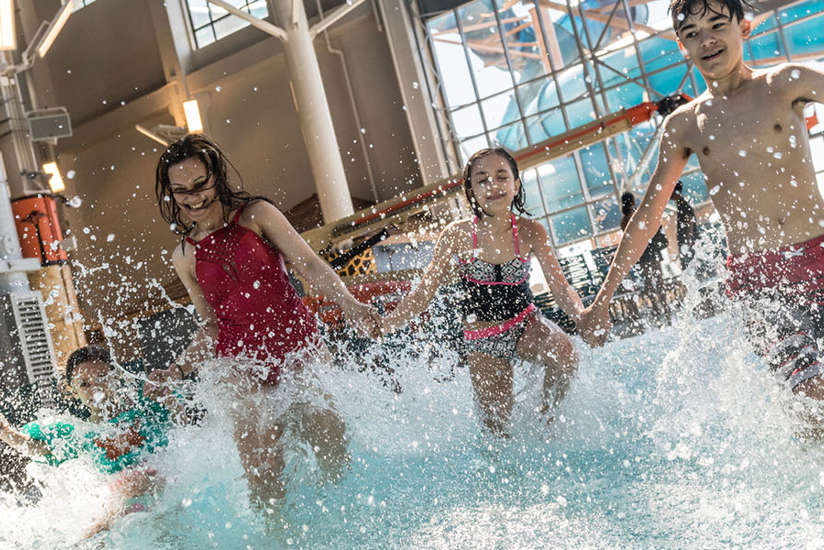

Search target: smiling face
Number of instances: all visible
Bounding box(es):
[468,153,520,218]
[69,360,118,410]
[167,156,222,225]
[675,0,751,82]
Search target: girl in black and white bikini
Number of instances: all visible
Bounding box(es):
[380,148,584,435]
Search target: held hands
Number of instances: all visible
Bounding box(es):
[342,300,382,339]
[576,302,612,347]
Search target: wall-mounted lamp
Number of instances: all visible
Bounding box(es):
[0,0,15,51]
[42,161,65,193]
[36,1,72,58]
[183,99,203,133]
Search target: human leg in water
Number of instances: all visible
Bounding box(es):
[296,403,348,483]
[515,314,578,423]
[232,402,288,512]
[468,353,514,436]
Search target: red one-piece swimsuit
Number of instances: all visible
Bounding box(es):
[185,203,319,385]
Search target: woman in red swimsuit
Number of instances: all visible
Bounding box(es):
[149,134,375,511]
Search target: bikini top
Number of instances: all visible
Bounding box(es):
[457,214,534,323]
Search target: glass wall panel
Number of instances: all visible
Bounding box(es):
[539,156,583,211]
[579,143,612,198]
[591,195,621,234]
[521,167,546,216]
[420,0,824,251]
[185,0,270,48]
[550,207,592,244]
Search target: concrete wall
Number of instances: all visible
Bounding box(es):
[10,0,422,361]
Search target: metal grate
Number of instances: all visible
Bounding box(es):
[9,292,57,405]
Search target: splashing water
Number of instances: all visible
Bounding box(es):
[4,281,824,548]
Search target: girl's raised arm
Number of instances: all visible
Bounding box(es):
[525,219,584,325]
[380,222,461,334]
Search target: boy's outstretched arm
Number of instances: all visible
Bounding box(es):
[527,220,585,323]
[578,114,691,346]
[0,414,49,457]
[380,224,459,334]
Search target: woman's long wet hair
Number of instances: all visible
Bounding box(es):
[462,147,528,219]
[155,134,268,236]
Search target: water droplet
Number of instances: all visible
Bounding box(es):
[738,150,747,157]
[106,234,115,242]
[790,69,801,80]
[215,85,223,92]
[709,185,721,195]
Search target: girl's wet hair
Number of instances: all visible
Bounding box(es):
[669,0,751,28]
[155,134,268,235]
[463,147,528,219]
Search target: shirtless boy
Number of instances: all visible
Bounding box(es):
[578,0,824,399]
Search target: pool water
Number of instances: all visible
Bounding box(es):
[3,289,824,549]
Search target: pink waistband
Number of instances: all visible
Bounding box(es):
[463,303,536,341]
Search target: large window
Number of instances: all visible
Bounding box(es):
[185,0,269,49]
[420,0,824,248]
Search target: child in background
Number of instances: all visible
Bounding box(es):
[0,346,178,534]
[380,148,584,435]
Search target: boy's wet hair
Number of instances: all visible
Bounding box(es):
[669,0,751,29]
[462,147,528,219]
[155,134,269,235]
[65,346,112,386]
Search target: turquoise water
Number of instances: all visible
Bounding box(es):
[4,289,824,548]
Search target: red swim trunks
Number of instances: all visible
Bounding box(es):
[726,233,824,300]
[725,234,824,390]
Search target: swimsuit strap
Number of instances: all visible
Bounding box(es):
[511,213,522,258]
[231,202,247,225]
[472,217,478,249]
[183,203,247,247]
